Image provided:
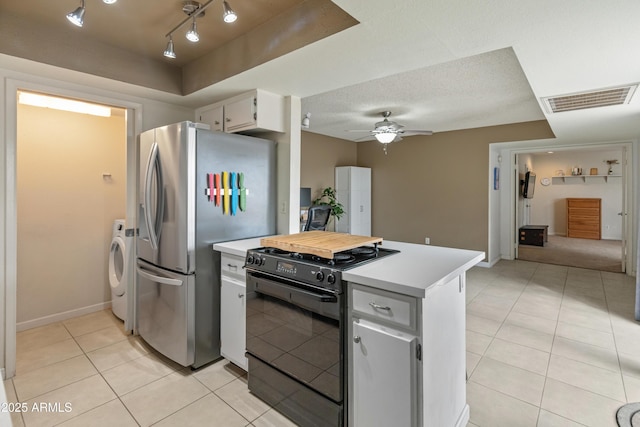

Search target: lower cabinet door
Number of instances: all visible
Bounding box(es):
[221,276,247,370]
[352,319,418,427]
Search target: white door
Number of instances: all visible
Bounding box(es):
[220,277,247,370]
[352,319,418,427]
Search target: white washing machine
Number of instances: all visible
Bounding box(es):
[109,219,129,321]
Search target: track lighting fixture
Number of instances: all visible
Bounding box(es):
[66,0,86,27]
[67,0,118,28]
[222,1,237,23]
[163,36,176,59]
[162,0,239,59]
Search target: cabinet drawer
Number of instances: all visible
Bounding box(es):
[352,285,417,331]
[568,207,599,216]
[568,198,600,208]
[221,253,246,280]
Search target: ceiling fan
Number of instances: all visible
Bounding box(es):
[347,111,433,153]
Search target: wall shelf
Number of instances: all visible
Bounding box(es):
[552,174,621,183]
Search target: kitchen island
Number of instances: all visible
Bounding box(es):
[214,238,484,427]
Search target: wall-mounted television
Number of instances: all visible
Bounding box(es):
[521,171,536,199]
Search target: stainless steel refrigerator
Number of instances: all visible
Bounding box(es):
[136,121,276,368]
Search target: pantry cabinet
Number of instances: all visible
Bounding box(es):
[335,166,371,236]
[195,89,284,134]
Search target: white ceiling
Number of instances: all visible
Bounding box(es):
[4,0,640,144]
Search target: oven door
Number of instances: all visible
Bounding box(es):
[246,271,343,427]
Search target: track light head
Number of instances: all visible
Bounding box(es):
[66,0,86,27]
[164,37,176,59]
[223,1,237,23]
[186,18,199,42]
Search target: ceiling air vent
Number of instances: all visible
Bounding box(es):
[542,85,637,114]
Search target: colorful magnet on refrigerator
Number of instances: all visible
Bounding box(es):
[239,172,246,211]
[230,172,238,215]
[214,173,221,206]
[222,171,229,215]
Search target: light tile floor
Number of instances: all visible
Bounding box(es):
[466,260,640,427]
[6,310,296,427]
[4,259,639,426]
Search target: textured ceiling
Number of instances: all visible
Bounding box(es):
[2,1,640,144]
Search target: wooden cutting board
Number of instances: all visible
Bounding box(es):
[261,231,383,259]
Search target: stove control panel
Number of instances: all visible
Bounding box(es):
[245,249,343,292]
[276,260,297,275]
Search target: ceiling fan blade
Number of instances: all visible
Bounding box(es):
[346,130,373,132]
[402,130,433,135]
[354,134,375,142]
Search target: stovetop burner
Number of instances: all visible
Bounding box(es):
[264,248,290,255]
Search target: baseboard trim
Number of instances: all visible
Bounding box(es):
[17,302,112,332]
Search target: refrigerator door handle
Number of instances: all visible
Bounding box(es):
[137,264,184,287]
[143,142,163,250]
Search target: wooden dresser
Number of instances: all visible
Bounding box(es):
[567,198,601,240]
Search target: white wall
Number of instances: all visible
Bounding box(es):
[530,149,623,239]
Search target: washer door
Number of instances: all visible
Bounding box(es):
[109,236,127,296]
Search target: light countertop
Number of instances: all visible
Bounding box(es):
[342,241,484,298]
[213,237,268,258]
[213,238,484,298]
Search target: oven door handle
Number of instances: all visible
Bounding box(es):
[254,278,337,303]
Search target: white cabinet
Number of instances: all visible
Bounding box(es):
[195,89,284,134]
[335,166,371,236]
[220,253,248,370]
[197,105,223,132]
[349,284,420,427]
[352,319,419,427]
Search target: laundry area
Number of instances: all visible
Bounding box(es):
[16,93,127,330]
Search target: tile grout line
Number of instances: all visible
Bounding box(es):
[535,264,568,427]
[61,318,144,426]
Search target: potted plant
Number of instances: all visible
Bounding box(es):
[312,187,345,221]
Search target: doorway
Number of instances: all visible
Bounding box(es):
[514,147,627,272]
[16,90,127,330]
[4,79,142,379]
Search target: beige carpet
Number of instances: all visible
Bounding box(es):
[517,235,623,272]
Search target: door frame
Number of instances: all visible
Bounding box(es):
[491,140,635,274]
[4,78,142,378]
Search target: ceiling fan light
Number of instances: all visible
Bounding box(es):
[186,19,199,42]
[163,37,176,58]
[66,0,85,27]
[223,1,237,23]
[375,132,396,144]
[102,0,117,4]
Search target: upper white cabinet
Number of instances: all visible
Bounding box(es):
[335,166,371,236]
[197,105,223,132]
[195,89,285,134]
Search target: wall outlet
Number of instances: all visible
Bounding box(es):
[425,237,430,245]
